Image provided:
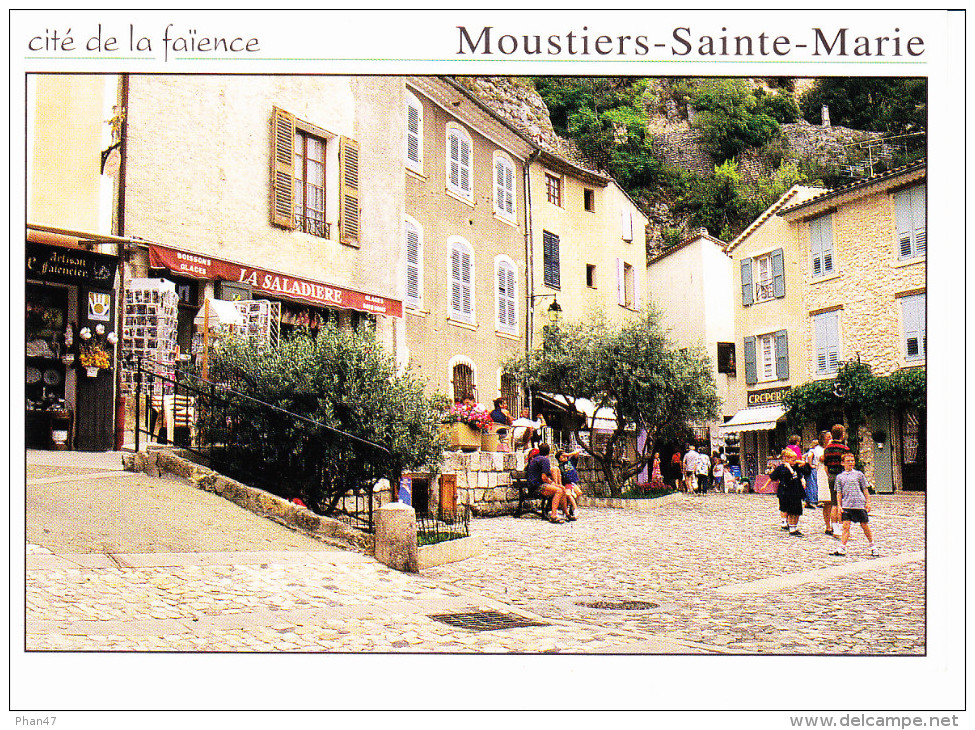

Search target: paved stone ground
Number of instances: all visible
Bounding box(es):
[426,492,926,655]
[23,450,923,655]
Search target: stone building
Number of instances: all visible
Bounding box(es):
[780,162,926,492]
[724,163,926,491]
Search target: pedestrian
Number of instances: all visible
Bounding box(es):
[822,424,852,537]
[711,451,725,492]
[682,444,699,493]
[787,435,804,460]
[816,430,833,531]
[669,450,683,490]
[650,452,667,490]
[555,447,583,519]
[831,452,879,557]
[770,448,805,536]
[696,446,711,494]
[804,438,824,508]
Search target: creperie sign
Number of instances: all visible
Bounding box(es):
[149,244,402,318]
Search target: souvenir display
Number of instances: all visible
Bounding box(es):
[121,278,179,395]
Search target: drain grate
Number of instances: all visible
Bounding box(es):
[428,610,550,632]
[575,599,659,611]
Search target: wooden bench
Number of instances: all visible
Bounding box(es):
[511,470,552,518]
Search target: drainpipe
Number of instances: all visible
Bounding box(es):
[114,74,130,450]
[523,149,540,417]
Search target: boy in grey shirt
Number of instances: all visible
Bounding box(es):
[831,453,879,557]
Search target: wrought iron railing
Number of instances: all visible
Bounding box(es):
[416,506,470,546]
[128,356,402,533]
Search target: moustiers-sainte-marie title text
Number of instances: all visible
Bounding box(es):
[457,26,925,58]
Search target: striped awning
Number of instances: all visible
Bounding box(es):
[719,406,786,433]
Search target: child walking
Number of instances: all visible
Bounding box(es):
[770,448,805,536]
[831,453,879,557]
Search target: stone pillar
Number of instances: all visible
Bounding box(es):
[821,104,831,127]
[374,502,419,573]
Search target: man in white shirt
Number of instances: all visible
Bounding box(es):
[682,444,699,493]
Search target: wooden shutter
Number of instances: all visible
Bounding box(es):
[450,245,462,315]
[448,131,460,190]
[902,294,925,359]
[617,258,626,306]
[451,241,472,322]
[895,189,913,258]
[504,164,514,215]
[774,329,789,380]
[771,248,786,298]
[743,336,757,385]
[405,220,420,306]
[406,98,422,167]
[912,186,926,254]
[740,258,753,307]
[633,263,642,310]
[459,136,471,193]
[543,231,560,288]
[339,136,360,247]
[497,262,516,332]
[270,107,296,229]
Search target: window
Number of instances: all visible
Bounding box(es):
[745,249,785,305]
[271,106,356,244]
[449,236,474,323]
[495,256,518,335]
[900,293,926,361]
[583,189,595,212]
[895,185,926,260]
[545,173,562,206]
[717,342,736,375]
[404,216,422,309]
[621,209,634,242]
[743,331,788,385]
[617,259,637,308]
[500,373,519,415]
[586,264,596,289]
[813,310,841,376]
[405,92,423,173]
[494,153,516,220]
[452,361,475,403]
[809,214,834,277]
[446,124,473,200]
[542,231,560,288]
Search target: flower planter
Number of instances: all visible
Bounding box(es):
[447,422,481,451]
[85,367,100,378]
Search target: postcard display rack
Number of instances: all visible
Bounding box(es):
[234,299,280,348]
[121,278,179,395]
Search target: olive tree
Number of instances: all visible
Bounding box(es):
[506,308,720,497]
[200,326,445,513]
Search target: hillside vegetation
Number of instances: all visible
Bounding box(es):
[529,77,926,247]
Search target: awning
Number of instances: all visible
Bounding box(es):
[719,405,786,434]
[193,297,245,328]
[148,242,402,318]
[538,392,618,430]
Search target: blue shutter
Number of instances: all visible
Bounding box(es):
[743,336,757,385]
[771,248,786,298]
[740,258,753,307]
[774,329,789,380]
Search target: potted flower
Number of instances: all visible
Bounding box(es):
[76,323,117,377]
[442,401,492,451]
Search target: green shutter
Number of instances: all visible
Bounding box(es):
[775,329,789,380]
[740,258,753,307]
[771,248,785,298]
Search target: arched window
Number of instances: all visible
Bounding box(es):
[448,236,475,324]
[494,255,518,335]
[446,123,473,200]
[500,372,519,415]
[493,151,516,220]
[404,215,422,309]
[405,91,423,173]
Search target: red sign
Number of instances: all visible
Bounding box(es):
[148,243,402,318]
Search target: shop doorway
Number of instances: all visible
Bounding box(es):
[900,409,926,491]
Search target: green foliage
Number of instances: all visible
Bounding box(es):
[202,328,445,512]
[505,308,719,496]
[782,359,926,463]
[691,79,781,162]
[755,88,800,124]
[799,78,927,134]
[662,227,683,248]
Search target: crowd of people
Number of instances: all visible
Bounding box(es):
[766,423,879,557]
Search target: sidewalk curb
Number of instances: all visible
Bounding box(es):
[123,449,373,554]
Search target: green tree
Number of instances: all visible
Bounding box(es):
[201,327,445,513]
[799,78,926,134]
[691,79,781,161]
[505,309,720,496]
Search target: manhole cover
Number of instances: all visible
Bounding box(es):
[575,600,659,611]
[428,610,550,632]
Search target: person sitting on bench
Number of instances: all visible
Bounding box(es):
[526,443,570,523]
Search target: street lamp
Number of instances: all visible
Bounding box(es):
[531,294,562,324]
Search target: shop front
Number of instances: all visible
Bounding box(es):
[720,387,791,492]
[25,239,120,451]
